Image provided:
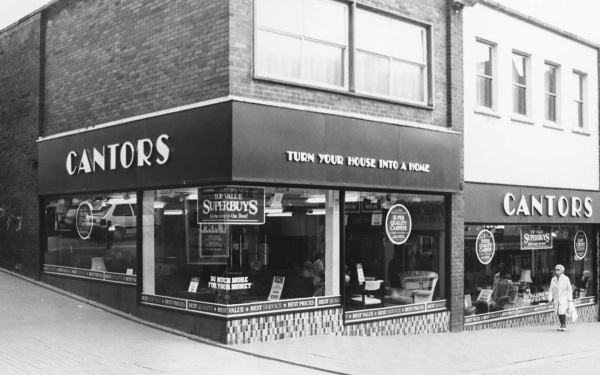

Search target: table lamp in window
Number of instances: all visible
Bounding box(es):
[518,270,533,296]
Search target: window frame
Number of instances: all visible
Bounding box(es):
[253,0,350,91]
[511,51,529,117]
[475,39,495,110]
[573,71,586,129]
[353,7,431,106]
[544,62,559,124]
[253,0,433,108]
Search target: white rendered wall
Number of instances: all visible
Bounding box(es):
[463,5,599,190]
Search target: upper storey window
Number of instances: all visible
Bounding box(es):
[255,0,348,89]
[512,53,528,116]
[573,72,586,128]
[254,0,431,106]
[475,41,494,109]
[355,9,428,104]
[544,64,558,123]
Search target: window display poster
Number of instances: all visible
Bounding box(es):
[475,229,495,265]
[200,223,229,258]
[344,201,360,213]
[361,199,382,213]
[268,276,285,301]
[477,289,493,303]
[356,263,365,283]
[574,230,588,260]
[188,277,200,292]
[197,186,265,224]
[371,214,382,226]
[520,226,552,250]
[385,204,412,245]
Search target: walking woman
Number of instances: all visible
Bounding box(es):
[549,264,572,331]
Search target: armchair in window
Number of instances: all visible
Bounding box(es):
[351,280,384,309]
[385,271,438,305]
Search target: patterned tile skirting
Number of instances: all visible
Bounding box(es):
[465,304,598,331]
[341,311,450,336]
[226,308,344,345]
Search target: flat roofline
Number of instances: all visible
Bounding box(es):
[481,0,600,49]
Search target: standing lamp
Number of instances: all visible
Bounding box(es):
[518,270,533,296]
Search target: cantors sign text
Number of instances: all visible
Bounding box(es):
[503,193,592,218]
[66,134,170,175]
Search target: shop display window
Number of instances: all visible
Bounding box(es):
[142,186,339,304]
[464,224,595,316]
[44,192,138,276]
[344,191,446,310]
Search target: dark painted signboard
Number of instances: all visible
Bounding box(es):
[197,186,265,224]
[520,226,552,250]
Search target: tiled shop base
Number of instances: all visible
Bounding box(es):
[226,309,450,344]
[226,308,344,344]
[465,305,598,331]
[341,312,450,336]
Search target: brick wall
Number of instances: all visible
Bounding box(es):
[447,0,466,332]
[0,16,42,277]
[230,0,451,128]
[43,0,229,136]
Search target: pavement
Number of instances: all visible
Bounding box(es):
[1,267,600,375]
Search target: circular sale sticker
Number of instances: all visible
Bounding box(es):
[476,229,495,265]
[385,204,412,245]
[574,230,587,260]
[75,202,94,240]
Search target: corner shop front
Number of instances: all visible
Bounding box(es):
[38,100,461,343]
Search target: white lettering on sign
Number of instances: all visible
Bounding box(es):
[503,193,592,218]
[66,134,170,175]
[285,151,430,173]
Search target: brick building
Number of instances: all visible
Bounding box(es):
[2,0,465,344]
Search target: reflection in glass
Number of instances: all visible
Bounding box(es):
[344,192,446,311]
[44,192,138,275]
[463,224,595,316]
[256,30,302,80]
[391,61,424,102]
[355,52,389,95]
[143,187,338,305]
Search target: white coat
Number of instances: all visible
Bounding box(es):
[549,274,572,315]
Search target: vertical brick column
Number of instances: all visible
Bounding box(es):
[446,0,466,332]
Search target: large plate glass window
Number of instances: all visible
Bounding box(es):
[255,0,348,89]
[355,9,428,104]
[43,192,137,280]
[142,186,339,304]
[464,224,595,317]
[343,192,446,310]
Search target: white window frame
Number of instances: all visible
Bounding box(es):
[254,0,349,91]
[253,1,432,107]
[544,62,559,124]
[573,71,587,130]
[353,7,430,106]
[475,39,495,110]
[511,52,529,117]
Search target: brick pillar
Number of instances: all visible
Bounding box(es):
[446,0,465,332]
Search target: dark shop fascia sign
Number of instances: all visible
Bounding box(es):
[464,183,600,224]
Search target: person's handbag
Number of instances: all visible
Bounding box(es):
[567,302,578,322]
